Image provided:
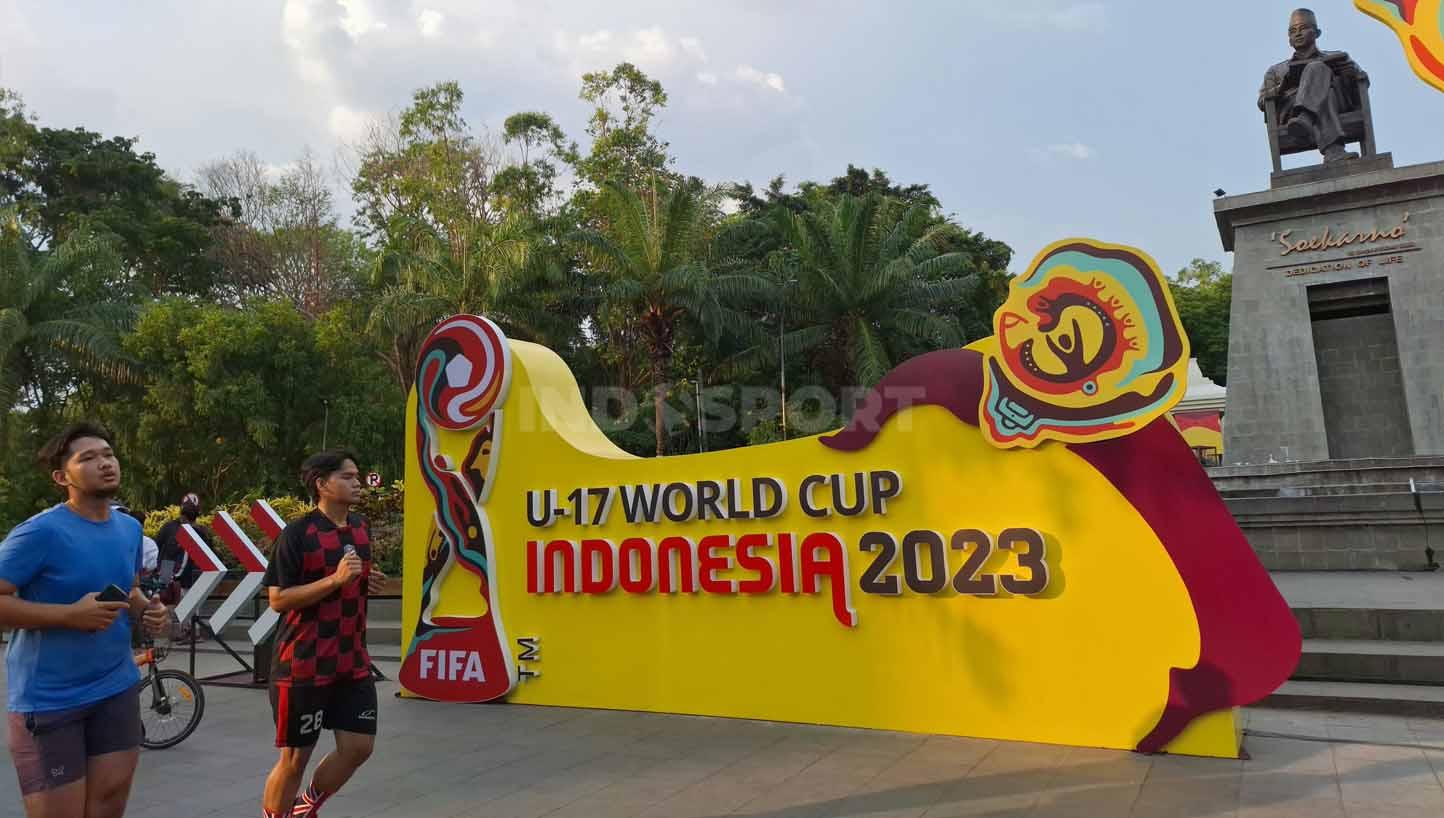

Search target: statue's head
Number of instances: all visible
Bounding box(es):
[1289,8,1321,51]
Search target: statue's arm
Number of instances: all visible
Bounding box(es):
[1348,59,1369,85]
[1258,67,1282,112]
[1332,51,1369,84]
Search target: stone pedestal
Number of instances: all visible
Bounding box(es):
[1215,160,1444,466]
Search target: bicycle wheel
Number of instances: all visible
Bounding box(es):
[139,670,206,750]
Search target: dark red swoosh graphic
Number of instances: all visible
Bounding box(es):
[821,348,1300,754]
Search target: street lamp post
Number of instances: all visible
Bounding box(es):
[696,371,707,453]
[780,309,787,440]
[322,399,330,449]
[779,277,796,440]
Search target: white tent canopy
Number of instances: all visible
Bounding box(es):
[1177,359,1226,414]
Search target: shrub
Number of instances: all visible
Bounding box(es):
[145,483,405,577]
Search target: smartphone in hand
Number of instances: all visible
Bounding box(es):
[97,584,129,603]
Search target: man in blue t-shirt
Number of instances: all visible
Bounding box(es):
[0,423,169,818]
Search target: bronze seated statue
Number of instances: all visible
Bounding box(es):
[1259,9,1378,172]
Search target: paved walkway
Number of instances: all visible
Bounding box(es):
[1,655,1443,817]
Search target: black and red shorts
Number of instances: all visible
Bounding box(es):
[269,679,377,748]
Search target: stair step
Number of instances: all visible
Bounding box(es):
[1303,639,1444,656]
[1295,639,1444,684]
[1264,680,1444,716]
[1291,608,1444,641]
[1274,571,1444,611]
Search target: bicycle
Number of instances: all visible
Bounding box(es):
[134,579,206,750]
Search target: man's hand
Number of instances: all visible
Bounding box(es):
[67,593,128,633]
[367,569,388,595]
[142,597,169,637]
[333,551,363,589]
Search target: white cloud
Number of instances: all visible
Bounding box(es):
[418,9,445,39]
[337,0,387,40]
[327,104,373,143]
[279,0,313,49]
[1044,2,1107,32]
[736,64,786,94]
[697,71,718,86]
[577,29,613,51]
[554,27,712,72]
[679,36,707,63]
[958,1,1108,33]
[280,0,336,86]
[626,26,676,65]
[0,0,35,43]
[1038,142,1096,160]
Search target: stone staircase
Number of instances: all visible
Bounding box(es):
[1264,571,1444,714]
[1210,457,1444,571]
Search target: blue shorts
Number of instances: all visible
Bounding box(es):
[7,686,141,794]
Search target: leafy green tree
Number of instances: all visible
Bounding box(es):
[725,166,1012,347]
[351,82,553,389]
[729,165,940,216]
[0,216,135,413]
[93,299,402,506]
[351,81,503,249]
[494,112,575,219]
[0,90,35,211]
[1171,258,1231,386]
[201,149,368,313]
[773,193,980,391]
[0,415,52,532]
[573,179,760,455]
[0,96,230,296]
[575,63,673,192]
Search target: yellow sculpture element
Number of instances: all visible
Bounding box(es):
[401,340,1240,758]
[1356,0,1444,93]
[398,238,1304,759]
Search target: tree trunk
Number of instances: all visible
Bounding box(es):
[652,354,666,457]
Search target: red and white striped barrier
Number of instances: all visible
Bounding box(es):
[246,500,286,643]
[173,500,288,644]
[251,500,284,542]
[174,525,226,623]
[210,510,276,644]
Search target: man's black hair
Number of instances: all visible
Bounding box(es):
[37,422,115,474]
[300,449,362,501]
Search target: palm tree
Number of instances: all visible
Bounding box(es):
[777,193,979,391]
[365,213,586,391]
[0,214,136,413]
[573,178,762,456]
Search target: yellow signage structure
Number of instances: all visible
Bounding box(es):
[1356,0,1444,93]
[399,239,1300,759]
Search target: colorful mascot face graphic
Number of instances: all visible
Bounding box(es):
[1356,0,1444,93]
[980,240,1189,448]
[399,237,1299,761]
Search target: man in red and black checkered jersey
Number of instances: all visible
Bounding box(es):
[260,450,388,818]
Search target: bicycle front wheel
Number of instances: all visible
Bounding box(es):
[139,669,205,750]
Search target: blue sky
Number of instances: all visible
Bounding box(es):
[1,0,1440,276]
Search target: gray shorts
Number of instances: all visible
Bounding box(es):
[7,686,142,795]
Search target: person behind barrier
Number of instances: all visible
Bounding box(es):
[153,494,214,604]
